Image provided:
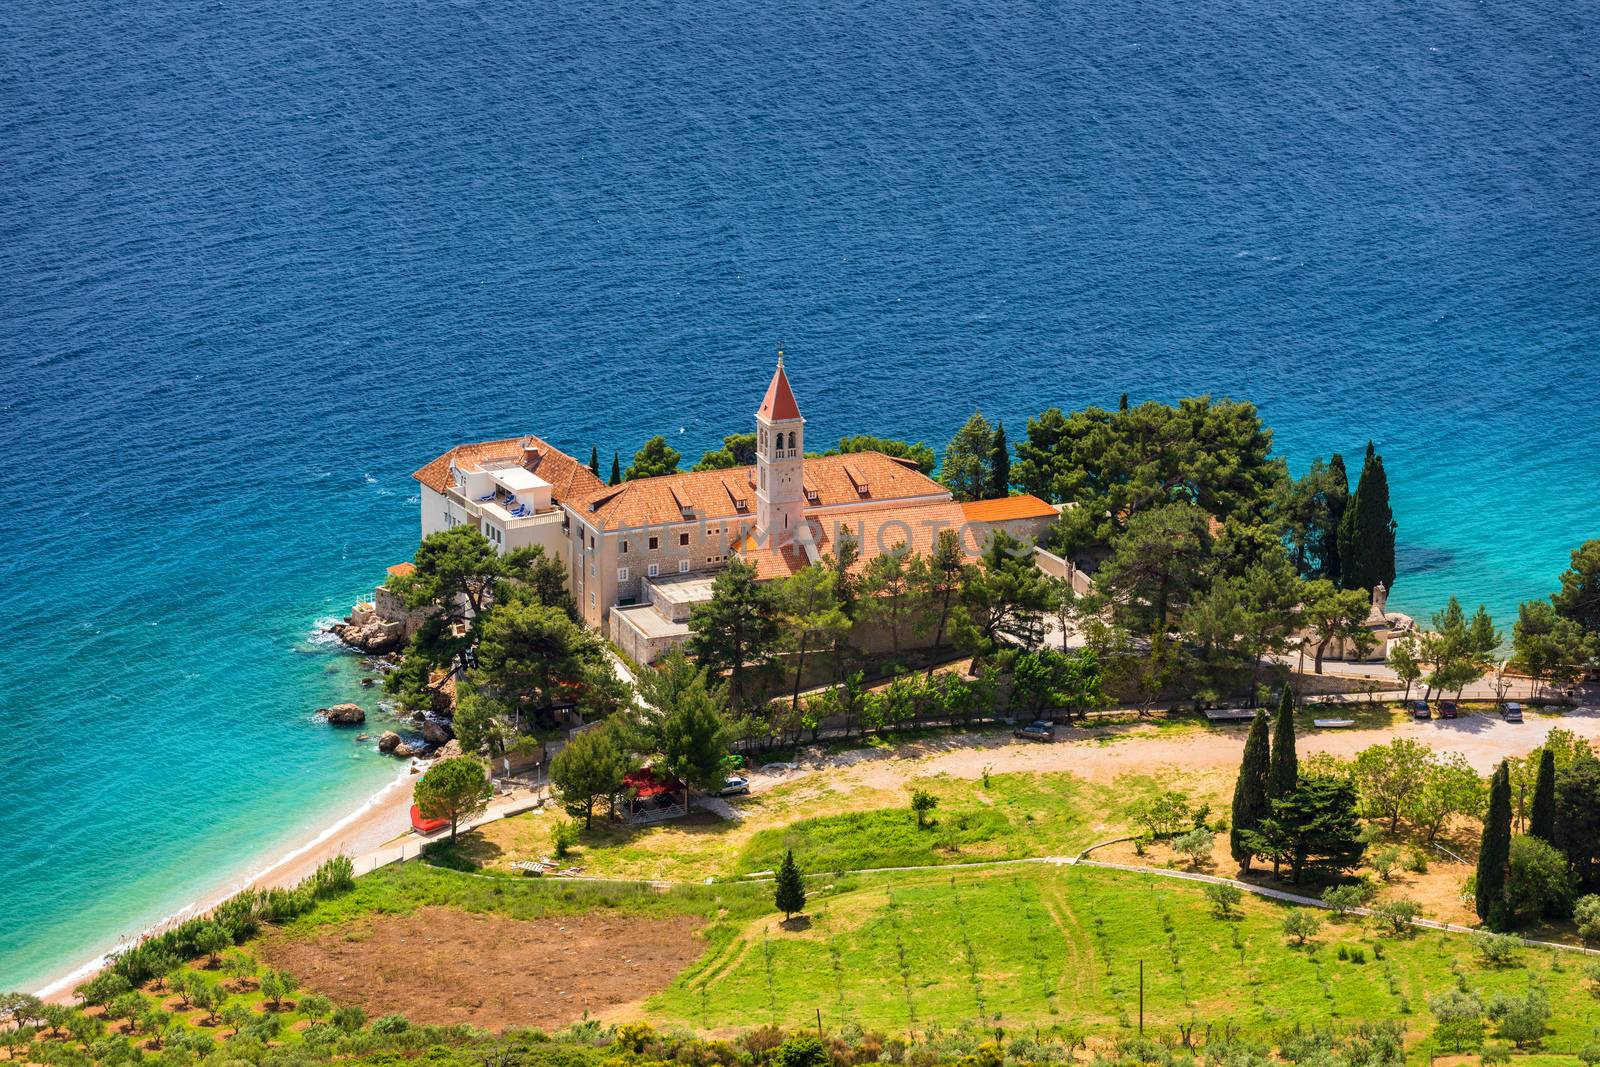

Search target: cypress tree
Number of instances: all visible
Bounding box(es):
[608,452,622,486]
[1476,760,1513,927]
[588,446,600,478]
[1269,686,1298,799]
[774,849,806,920]
[1230,709,1272,868]
[1530,747,1557,842]
[1338,441,1397,593]
[1119,393,1129,412]
[990,420,1011,498]
[1324,453,1349,587]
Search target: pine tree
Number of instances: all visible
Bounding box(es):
[1530,747,1557,842]
[774,849,806,920]
[589,446,600,478]
[990,420,1011,498]
[1337,442,1396,593]
[1269,686,1298,799]
[938,411,994,502]
[1230,709,1272,868]
[609,452,622,486]
[1325,453,1349,587]
[625,435,681,480]
[1476,760,1512,927]
[687,558,781,709]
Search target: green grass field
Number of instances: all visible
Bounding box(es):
[732,771,1174,875]
[647,863,1600,1053]
[460,769,1223,883]
[273,860,776,934]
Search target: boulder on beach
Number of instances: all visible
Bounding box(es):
[394,741,419,758]
[320,703,366,725]
[421,719,451,745]
[434,739,463,761]
[377,731,401,754]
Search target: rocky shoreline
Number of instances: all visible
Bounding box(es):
[324,616,404,654]
[320,610,457,761]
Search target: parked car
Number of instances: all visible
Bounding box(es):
[1013,720,1056,742]
[1439,700,1459,719]
[715,775,751,797]
[1503,703,1524,723]
[1408,700,1430,720]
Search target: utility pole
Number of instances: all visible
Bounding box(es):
[816,1008,823,1037]
[1138,959,1144,1035]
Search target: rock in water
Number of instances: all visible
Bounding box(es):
[320,703,366,725]
[394,741,418,758]
[421,718,451,745]
[326,619,403,655]
[377,731,401,754]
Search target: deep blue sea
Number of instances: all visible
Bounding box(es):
[2,0,1597,991]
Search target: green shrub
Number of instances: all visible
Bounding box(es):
[332,1007,368,1032]
[1473,932,1522,967]
[1282,910,1322,945]
[1204,882,1242,918]
[311,856,356,898]
[1486,981,1551,1048]
[551,818,580,860]
[1369,898,1422,935]
[1322,884,1368,915]
[773,1034,830,1067]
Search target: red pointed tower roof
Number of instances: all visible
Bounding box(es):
[757,357,802,421]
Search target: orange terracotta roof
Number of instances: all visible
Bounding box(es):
[740,537,815,581]
[958,495,1058,523]
[412,435,605,503]
[741,500,976,580]
[756,362,802,422]
[574,452,947,531]
[386,562,416,578]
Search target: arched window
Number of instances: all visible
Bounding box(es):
[786,431,797,451]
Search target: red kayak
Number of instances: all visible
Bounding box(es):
[410,804,449,834]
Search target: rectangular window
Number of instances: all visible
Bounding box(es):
[647,563,659,578]
[618,567,629,582]
[648,535,659,550]
[620,539,629,554]
[678,559,690,573]
[679,532,690,546]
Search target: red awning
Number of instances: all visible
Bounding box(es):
[623,767,682,798]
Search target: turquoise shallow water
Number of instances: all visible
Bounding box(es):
[2,0,1597,990]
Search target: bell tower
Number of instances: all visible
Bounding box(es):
[755,353,806,546]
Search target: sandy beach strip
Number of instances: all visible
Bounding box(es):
[32,763,421,1000]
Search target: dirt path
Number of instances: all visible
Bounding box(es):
[751,707,1600,797]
